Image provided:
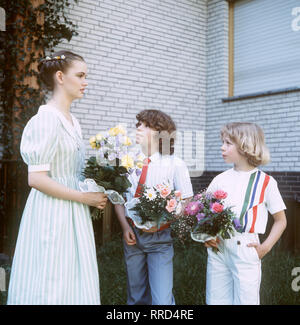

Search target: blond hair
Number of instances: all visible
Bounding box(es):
[221,122,270,167]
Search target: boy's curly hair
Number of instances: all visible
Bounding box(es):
[136,109,176,155]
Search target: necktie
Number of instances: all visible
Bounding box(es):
[134,158,151,198]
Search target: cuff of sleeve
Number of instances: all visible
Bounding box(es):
[269,204,287,215]
[28,164,50,172]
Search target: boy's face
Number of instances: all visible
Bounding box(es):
[221,136,244,164]
[136,121,157,147]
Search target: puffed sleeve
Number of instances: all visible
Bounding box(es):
[20,110,59,172]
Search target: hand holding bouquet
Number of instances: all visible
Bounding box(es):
[125,183,183,231]
[81,125,143,219]
[185,190,242,252]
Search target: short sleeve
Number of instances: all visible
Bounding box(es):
[20,111,59,172]
[265,176,286,215]
[173,158,194,199]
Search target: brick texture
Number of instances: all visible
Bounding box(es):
[53,0,207,160]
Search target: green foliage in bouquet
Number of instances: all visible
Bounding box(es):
[82,156,132,219]
[130,185,181,229]
[173,190,240,246]
[192,205,236,240]
[83,156,131,194]
[188,191,239,240]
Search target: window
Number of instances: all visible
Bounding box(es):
[228,0,300,97]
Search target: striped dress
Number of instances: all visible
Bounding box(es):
[7,104,100,305]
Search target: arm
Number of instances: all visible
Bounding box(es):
[29,171,107,209]
[247,210,287,258]
[114,204,136,245]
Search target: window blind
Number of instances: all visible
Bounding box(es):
[234,0,300,96]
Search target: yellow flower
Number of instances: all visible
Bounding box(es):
[109,125,126,136]
[136,161,143,169]
[89,136,97,149]
[95,133,103,141]
[121,155,134,170]
[123,136,132,146]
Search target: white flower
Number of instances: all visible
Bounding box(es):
[108,152,117,161]
[145,188,157,201]
[175,202,183,216]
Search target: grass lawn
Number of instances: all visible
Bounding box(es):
[98,233,300,305]
[1,233,300,305]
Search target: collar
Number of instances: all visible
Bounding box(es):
[232,167,258,175]
[149,151,161,163]
[140,151,173,164]
[38,104,82,140]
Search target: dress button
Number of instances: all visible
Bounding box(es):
[237,240,241,245]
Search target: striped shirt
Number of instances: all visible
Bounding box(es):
[125,151,194,205]
[207,168,286,234]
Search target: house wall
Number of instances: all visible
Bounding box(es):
[54,0,207,166]
[2,0,299,199]
[196,0,300,199]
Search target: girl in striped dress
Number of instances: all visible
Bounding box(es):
[204,122,287,305]
[7,51,107,305]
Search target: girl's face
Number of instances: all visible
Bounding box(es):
[58,60,88,100]
[221,137,243,164]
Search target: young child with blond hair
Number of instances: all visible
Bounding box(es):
[205,122,287,305]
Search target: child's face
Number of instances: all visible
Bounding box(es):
[221,137,243,164]
[135,121,157,147]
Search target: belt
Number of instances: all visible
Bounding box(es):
[127,218,170,232]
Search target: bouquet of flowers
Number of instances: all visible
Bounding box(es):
[184,190,242,251]
[81,125,143,219]
[125,182,183,231]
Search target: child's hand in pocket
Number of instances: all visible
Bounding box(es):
[247,242,269,259]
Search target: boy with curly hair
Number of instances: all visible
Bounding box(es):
[115,109,193,305]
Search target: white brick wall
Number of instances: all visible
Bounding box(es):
[4,0,297,172]
[54,0,207,161]
[206,0,300,172]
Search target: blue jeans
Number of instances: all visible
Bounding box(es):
[123,227,175,305]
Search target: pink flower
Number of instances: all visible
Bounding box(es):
[211,202,224,213]
[160,187,171,198]
[185,201,200,216]
[174,190,181,198]
[156,184,164,190]
[213,190,227,200]
[166,199,177,213]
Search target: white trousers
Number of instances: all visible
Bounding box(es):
[206,232,261,305]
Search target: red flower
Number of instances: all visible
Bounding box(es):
[213,190,227,200]
[211,202,224,213]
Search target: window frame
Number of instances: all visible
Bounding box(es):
[224,0,300,102]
